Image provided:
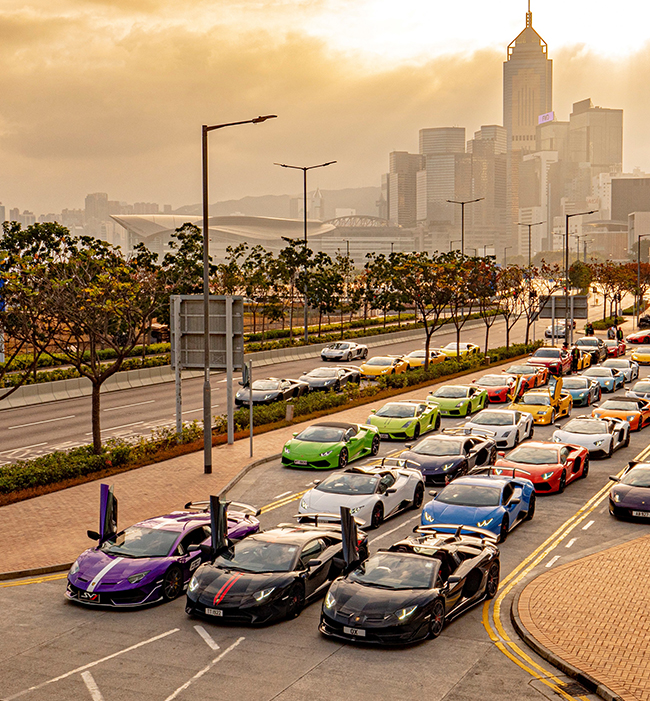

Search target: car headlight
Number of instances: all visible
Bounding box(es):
[502,431,511,437]
[325,591,336,609]
[455,402,466,408]
[538,410,548,415]
[403,421,413,428]
[442,462,456,471]
[382,368,391,373]
[188,575,200,592]
[594,440,604,446]
[283,445,291,454]
[127,571,150,584]
[69,559,80,576]
[300,498,308,510]
[423,510,435,523]
[627,415,636,422]
[320,449,334,456]
[349,506,363,514]
[477,518,493,528]
[396,605,418,621]
[541,471,554,480]
[253,587,276,602]
[264,394,274,400]
[553,435,561,442]
[613,493,621,503]
[579,392,587,397]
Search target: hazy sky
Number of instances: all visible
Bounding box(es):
[2,0,650,214]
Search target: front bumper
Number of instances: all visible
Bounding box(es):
[66,581,163,608]
[319,612,429,645]
[186,593,287,625]
[282,456,335,469]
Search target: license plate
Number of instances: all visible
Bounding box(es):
[294,460,308,465]
[205,607,224,616]
[343,626,366,637]
[380,434,389,439]
[632,510,650,518]
[79,591,100,603]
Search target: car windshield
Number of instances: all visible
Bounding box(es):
[632,382,650,393]
[349,553,436,590]
[306,368,338,378]
[532,349,560,358]
[576,339,598,347]
[432,386,468,399]
[603,361,627,369]
[214,538,298,573]
[621,468,650,487]
[409,438,463,456]
[563,419,608,434]
[520,394,550,406]
[252,380,280,390]
[327,343,350,350]
[600,401,638,411]
[316,473,379,495]
[443,343,461,350]
[476,376,509,387]
[295,426,345,443]
[99,526,179,558]
[407,351,426,358]
[365,357,393,366]
[507,366,532,374]
[437,484,501,507]
[584,369,611,377]
[376,403,417,418]
[505,446,557,464]
[604,340,617,347]
[562,378,589,389]
[471,411,513,426]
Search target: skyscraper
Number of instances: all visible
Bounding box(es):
[386,151,424,228]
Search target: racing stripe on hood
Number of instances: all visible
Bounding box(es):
[213,574,242,605]
[87,557,124,592]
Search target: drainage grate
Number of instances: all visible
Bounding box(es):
[559,681,589,695]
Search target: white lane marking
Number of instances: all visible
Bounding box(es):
[84,422,144,435]
[104,400,155,412]
[194,625,220,651]
[0,442,48,454]
[163,637,244,701]
[87,557,124,593]
[582,520,595,530]
[6,629,179,700]
[182,406,219,414]
[370,515,420,544]
[81,671,105,701]
[565,538,577,548]
[545,556,561,568]
[7,415,75,430]
[273,490,292,500]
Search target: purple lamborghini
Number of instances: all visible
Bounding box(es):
[66,485,260,607]
[609,462,650,521]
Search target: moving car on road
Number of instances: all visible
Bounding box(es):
[359,355,409,378]
[602,358,639,383]
[300,366,360,392]
[235,377,308,406]
[298,463,425,529]
[552,417,630,458]
[67,487,260,608]
[527,347,572,375]
[581,366,625,393]
[421,474,536,542]
[367,400,440,440]
[437,342,480,359]
[604,339,626,358]
[630,345,650,365]
[626,331,650,344]
[403,349,447,369]
[493,441,589,493]
[592,397,650,432]
[626,379,650,401]
[282,421,380,469]
[502,364,548,390]
[471,374,517,403]
[561,376,601,407]
[397,430,497,487]
[508,376,572,424]
[574,337,608,365]
[321,341,368,362]
[427,385,488,417]
[609,462,650,520]
[320,525,500,644]
[461,409,534,449]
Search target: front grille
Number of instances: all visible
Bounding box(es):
[536,482,552,492]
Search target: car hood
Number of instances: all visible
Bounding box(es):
[611,484,650,509]
[192,565,294,602]
[285,439,341,459]
[398,450,462,472]
[493,459,555,478]
[304,377,338,387]
[303,490,372,514]
[328,578,429,616]
[369,416,414,430]
[236,388,280,401]
[428,396,468,407]
[426,501,500,525]
[69,549,168,588]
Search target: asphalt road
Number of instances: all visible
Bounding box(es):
[1,358,647,701]
[0,316,535,465]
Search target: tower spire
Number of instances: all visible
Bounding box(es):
[526,0,532,27]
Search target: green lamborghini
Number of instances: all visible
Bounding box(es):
[281,421,381,469]
[427,384,488,417]
[367,400,441,440]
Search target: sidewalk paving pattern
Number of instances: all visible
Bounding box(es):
[517,534,650,701]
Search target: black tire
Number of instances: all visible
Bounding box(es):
[345,352,351,362]
[558,470,566,493]
[413,424,421,441]
[338,448,348,468]
[623,430,630,448]
[429,599,445,638]
[525,493,536,520]
[162,565,183,601]
[412,482,425,509]
[607,441,613,459]
[514,431,520,446]
[550,410,556,424]
[286,583,305,619]
[370,434,380,456]
[370,502,384,529]
[362,348,368,359]
[528,424,534,439]
[334,381,341,392]
[581,457,590,479]
[434,414,441,431]
[485,560,500,599]
[498,515,509,543]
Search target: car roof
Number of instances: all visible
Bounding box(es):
[254,526,340,544]
[134,511,210,532]
[510,441,558,450]
[316,421,357,430]
[449,476,508,488]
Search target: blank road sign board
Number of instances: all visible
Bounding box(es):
[538,295,589,320]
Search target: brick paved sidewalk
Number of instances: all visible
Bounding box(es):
[0,382,442,578]
[517,534,650,701]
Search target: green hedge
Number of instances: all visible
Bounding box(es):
[591,316,626,330]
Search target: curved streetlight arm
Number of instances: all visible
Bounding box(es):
[205,115,277,132]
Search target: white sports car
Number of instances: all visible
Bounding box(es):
[552,417,630,458]
[461,409,534,449]
[298,461,424,529]
[602,358,640,383]
[626,379,650,402]
[321,341,369,362]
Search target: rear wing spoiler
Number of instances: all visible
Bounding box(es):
[442,427,497,438]
[413,523,498,543]
[292,512,364,528]
[184,500,261,517]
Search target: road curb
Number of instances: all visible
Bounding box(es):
[218,453,282,498]
[510,587,623,701]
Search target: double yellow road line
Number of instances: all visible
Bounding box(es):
[482,442,650,700]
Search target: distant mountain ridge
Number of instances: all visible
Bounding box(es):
[174,186,381,220]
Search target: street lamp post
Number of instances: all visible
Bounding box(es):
[564,210,597,346]
[201,114,276,474]
[275,161,337,342]
[637,233,650,328]
[450,239,461,252]
[447,198,484,255]
[503,246,512,267]
[517,221,545,270]
[482,243,494,257]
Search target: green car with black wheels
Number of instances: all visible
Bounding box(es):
[367,400,441,440]
[427,385,488,417]
[281,421,381,469]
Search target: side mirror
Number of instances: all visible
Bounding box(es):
[370,409,376,414]
[188,544,200,553]
[609,475,621,482]
[510,498,521,505]
[498,451,506,458]
[428,490,438,497]
[292,432,298,437]
[404,443,413,449]
[238,381,244,386]
[87,530,100,541]
[447,574,462,585]
[313,479,321,485]
[308,559,322,568]
[386,487,398,494]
